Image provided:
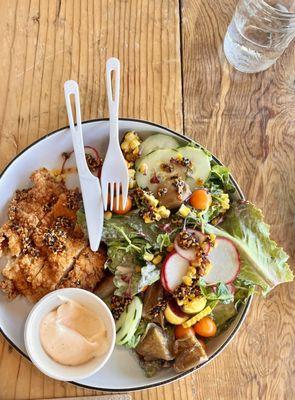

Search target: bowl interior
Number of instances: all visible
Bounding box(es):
[0,118,251,391]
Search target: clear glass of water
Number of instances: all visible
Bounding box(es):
[224,0,295,73]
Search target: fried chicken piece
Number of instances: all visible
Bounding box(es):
[7,168,66,229]
[58,247,106,291]
[0,223,22,257]
[0,254,46,300]
[0,168,66,257]
[30,238,86,302]
[0,167,101,303]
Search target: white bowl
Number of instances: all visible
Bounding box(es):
[0,118,252,391]
[24,288,116,381]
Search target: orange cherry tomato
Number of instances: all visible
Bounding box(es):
[190,189,211,210]
[113,195,132,215]
[174,325,195,339]
[193,316,217,337]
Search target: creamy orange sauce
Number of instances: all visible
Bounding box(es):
[40,298,108,366]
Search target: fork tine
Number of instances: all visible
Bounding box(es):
[109,182,114,211]
[101,180,109,211]
[121,181,128,209]
[115,182,121,210]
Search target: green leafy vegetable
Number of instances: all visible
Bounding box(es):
[205,201,293,295]
[199,279,234,304]
[206,164,235,194]
[156,233,171,251]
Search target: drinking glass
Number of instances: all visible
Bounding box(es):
[223,0,295,73]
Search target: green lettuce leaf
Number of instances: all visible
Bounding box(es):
[206,164,235,193]
[205,201,293,295]
[199,279,234,304]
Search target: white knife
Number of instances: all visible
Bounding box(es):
[64,80,104,251]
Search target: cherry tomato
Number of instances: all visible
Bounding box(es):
[113,195,132,215]
[193,316,217,337]
[174,325,195,339]
[190,189,211,210]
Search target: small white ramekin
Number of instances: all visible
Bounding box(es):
[24,288,116,381]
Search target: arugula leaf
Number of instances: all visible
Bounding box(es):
[205,201,293,295]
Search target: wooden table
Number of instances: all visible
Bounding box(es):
[0,1,294,399]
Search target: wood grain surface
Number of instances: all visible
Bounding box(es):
[0,0,294,399]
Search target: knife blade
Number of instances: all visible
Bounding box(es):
[64,80,104,251]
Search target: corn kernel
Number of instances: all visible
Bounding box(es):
[209,233,216,241]
[143,252,154,262]
[144,193,158,207]
[167,244,174,252]
[157,206,170,218]
[130,139,141,150]
[143,215,153,224]
[182,276,192,286]
[154,212,162,222]
[187,270,195,278]
[188,266,196,275]
[178,204,191,218]
[152,255,162,265]
[125,131,137,140]
[139,163,148,175]
[129,178,137,189]
[104,211,112,220]
[121,142,129,151]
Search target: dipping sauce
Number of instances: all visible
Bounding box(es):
[40,298,109,366]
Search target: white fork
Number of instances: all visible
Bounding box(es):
[101,57,129,211]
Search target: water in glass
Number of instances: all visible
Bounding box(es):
[224,0,295,73]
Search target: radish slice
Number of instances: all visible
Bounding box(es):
[161,251,190,292]
[61,146,102,177]
[204,237,240,285]
[174,229,210,261]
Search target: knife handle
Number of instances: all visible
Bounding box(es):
[64,80,89,175]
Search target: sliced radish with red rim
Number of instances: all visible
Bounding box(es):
[203,237,240,285]
[174,228,210,261]
[161,251,190,292]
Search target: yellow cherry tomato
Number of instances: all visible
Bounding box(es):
[190,189,211,210]
[113,195,132,215]
[193,316,217,337]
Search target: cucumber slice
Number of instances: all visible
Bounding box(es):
[177,146,211,189]
[115,296,143,345]
[140,134,180,157]
[136,148,182,192]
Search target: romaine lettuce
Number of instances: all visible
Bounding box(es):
[205,201,293,295]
